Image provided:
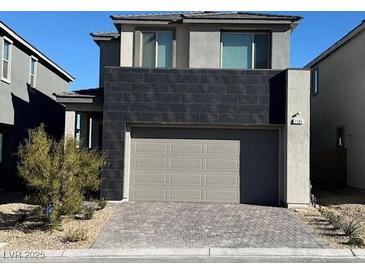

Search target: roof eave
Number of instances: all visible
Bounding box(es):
[305,21,365,68]
[181,18,298,25]
[112,19,176,25]
[0,21,74,82]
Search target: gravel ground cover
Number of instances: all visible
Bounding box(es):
[294,187,365,248]
[0,202,113,250]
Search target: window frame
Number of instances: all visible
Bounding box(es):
[220,31,271,69]
[141,30,173,68]
[1,36,13,84]
[311,67,319,96]
[29,55,38,88]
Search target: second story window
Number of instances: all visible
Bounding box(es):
[221,32,269,69]
[2,37,12,82]
[29,56,37,88]
[142,31,172,68]
[311,68,319,96]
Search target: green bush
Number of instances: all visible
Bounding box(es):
[17,125,105,226]
[83,205,95,220]
[96,198,107,210]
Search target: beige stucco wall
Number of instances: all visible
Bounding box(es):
[189,24,221,68]
[284,69,311,207]
[311,30,365,189]
[120,25,134,67]
[189,24,290,69]
[64,110,76,139]
[114,23,291,70]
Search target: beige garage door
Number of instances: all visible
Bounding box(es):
[129,138,240,203]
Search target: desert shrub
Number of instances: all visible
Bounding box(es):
[347,236,365,248]
[17,125,105,226]
[96,198,107,210]
[342,218,363,237]
[318,208,343,229]
[83,205,96,220]
[63,228,88,242]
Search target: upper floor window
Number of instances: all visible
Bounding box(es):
[29,56,38,88]
[221,32,269,69]
[2,37,12,83]
[311,68,319,96]
[142,31,172,68]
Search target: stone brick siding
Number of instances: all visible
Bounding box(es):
[102,67,286,200]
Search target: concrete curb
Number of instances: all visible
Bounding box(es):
[210,248,354,258]
[351,249,365,258]
[62,248,209,257]
[0,248,362,259]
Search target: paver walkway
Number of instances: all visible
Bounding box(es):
[93,202,326,249]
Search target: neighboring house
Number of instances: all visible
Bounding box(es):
[0,21,74,191]
[55,12,310,207]
[306,20,365,190]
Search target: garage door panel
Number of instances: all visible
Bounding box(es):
[170,173,203,186]
[206,190,239,203]
[170,189,202,201]
[134,172,167,185]
[135,142,168,154]
[170,158,203,170]
[135,157,168,169]
[205,159,239,171]
[206,143,239,156]
[171,143,203,154]
[206,174,239,187]
[133,188,167,201]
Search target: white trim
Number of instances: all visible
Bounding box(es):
[123,127,131,200]
[3,36,13,44]
[88,117,93,149]
[29,55,38,88]
[0,21,74,81]
[251,33,255,69]
[1,36,12,83]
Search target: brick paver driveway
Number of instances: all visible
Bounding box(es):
[93,202,326,249]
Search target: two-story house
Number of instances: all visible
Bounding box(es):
[0,21,74,191]
[306,20,365,191]
[55,12,311,207]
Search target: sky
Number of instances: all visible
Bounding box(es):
[0,11,364,90]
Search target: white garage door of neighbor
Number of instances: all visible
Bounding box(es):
[129,138,240,203]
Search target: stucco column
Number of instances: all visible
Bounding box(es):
[64,111,76,139]
[284,69,311,207]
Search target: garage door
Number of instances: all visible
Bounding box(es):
[129,128,279,205]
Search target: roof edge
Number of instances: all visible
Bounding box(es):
[305,21,365,68]
[0,21,74,82]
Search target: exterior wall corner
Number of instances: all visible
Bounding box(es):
[283,69,311,206]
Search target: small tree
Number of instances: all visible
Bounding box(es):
[17,125,105,225]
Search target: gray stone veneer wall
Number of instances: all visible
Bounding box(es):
[102,67,286,200]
